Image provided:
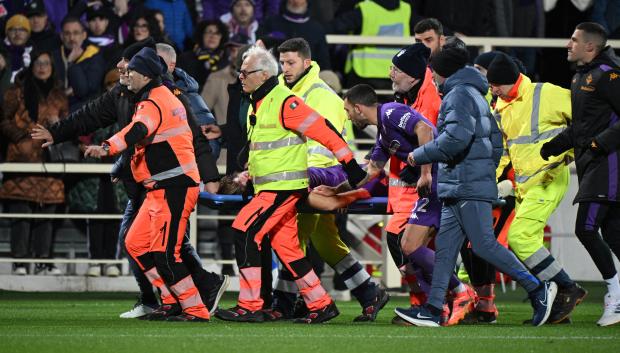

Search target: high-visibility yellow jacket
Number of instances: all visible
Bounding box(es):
[345,0,410,79]
[279,62,349,168]
[494,74,573,198]
[248,84,309,193]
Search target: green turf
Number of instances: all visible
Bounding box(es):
[1,282,618,353]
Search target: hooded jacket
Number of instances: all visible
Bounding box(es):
[413,66,503,201]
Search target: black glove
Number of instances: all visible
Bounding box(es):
[399,165,420,185]
[540,139,566,161]
[341,159,367,188]
[540,142,557,161]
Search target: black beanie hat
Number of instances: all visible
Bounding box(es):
[122,37,157,60]
[392,43,430,79]
[430,47,469,78]
[486,53,520,85]
[128,47,167,78]
[474,51,502,70]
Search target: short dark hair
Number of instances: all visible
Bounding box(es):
[343,84,378,106]
[414,18,443,36]
[576,22,608,53]
[277,37,312,59]
[61,15,85,31]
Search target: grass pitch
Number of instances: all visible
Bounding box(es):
[1,282,618,353]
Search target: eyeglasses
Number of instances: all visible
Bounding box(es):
[238,69,262,78]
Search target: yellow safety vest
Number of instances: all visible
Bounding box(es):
[345,0,411,79]
[248,84,309,193]
[494,74,573,197]
[279,62,349,168]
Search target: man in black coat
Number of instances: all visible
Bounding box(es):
[541,22,620,327]
[31,38,229,320]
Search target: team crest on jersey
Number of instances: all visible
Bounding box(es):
[586,74,593,85]
[610,73,619,81]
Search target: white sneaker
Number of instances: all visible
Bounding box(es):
[105,265,120,277]
[86,265,101,277]
[330,289,351,302]
[46,265,62,276]
[13,266,27,276]
[597,293,620,326]
[119,304,155,319]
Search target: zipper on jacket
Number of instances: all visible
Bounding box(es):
[244,207,264,226]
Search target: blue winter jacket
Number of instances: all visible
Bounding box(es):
[173,67,220,158]
[412,66,503,202]
[145,0,193,51]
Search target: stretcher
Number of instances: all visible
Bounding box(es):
[199,192,389,214]
[199,192,506,214]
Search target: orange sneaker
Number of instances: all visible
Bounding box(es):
[446,285,476,326]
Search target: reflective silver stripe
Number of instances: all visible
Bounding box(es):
[297,112,320,134]
[513,156,570,184]
[308,145,335,158]
[179,293,203,309]
[333,147,351,160]
[152,125,191,144]
[505,83,566,148]
[253,170,308,185]
[301,83,334,101]
[108,135,126,152]
[344,270,371,290]
[523,247,551,268]
[389,177,415,187]
[506,128,565,148]
[502,148,509,157]
[171,275,195,294]
[536,261,563,281]
[250,136,305,151]
[333,253,358,274]
[143,162,197,184]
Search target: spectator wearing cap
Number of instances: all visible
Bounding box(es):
[201,33,249,126]
[178,19,229,91]
[144,0,193,51]
[26,0,61,53]
[220,0,258,43]
[85,5,115,47]
[486,53,580,319]
[396,47,553,326]
[257,0,331,70]
[3,14,33,82]
[390,42,441,126]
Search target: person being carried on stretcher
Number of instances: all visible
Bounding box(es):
[218,164,388,212]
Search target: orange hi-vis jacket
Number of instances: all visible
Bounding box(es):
[385,67,441,233]
[105,84,199,189]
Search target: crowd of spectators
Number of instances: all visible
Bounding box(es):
[0,0,616,275]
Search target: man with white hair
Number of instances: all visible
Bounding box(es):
[215,46,367,324]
